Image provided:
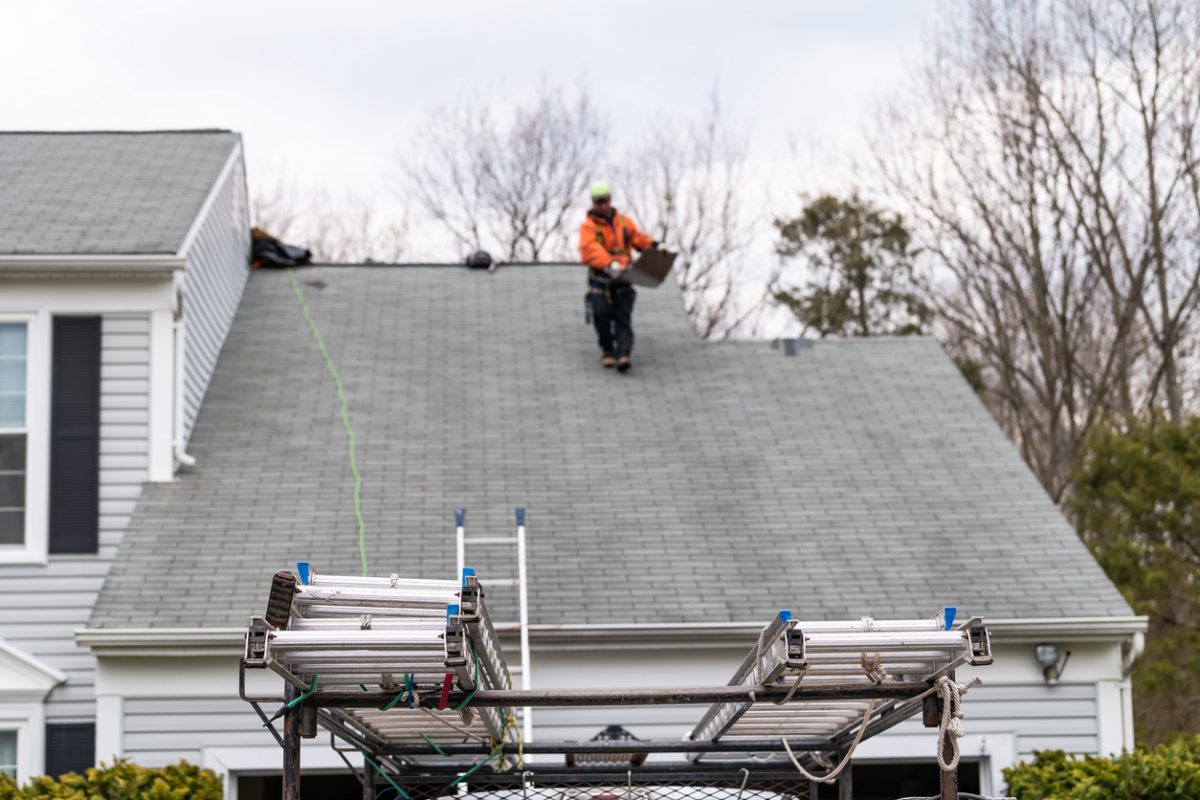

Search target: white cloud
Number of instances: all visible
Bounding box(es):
[0,0,938,256]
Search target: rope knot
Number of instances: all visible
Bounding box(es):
[934,674,981,772]
[860,651,889,684]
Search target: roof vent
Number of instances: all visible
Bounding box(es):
[780,338,813,356]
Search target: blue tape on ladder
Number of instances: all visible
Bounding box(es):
[461,567,474,587]
[779,610,792,622]
[515,507,526,526]
[944,607,957,629]
[297,562,311,585]
[455,508,465,527]
[447,604,460,618]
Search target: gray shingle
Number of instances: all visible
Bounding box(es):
[89,265,1133,628]
[0,131,239,255]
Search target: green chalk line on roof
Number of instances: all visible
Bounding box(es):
[287,267,368,576]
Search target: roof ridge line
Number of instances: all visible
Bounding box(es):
[303,261,580,268]
[0,128,236,135]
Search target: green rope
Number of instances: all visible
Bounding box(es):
[362,753,409,799]
[452,650,481,711]
[285,674,319,709]
[448,742,505,788]
[379,674,416,711]
[421,734,450,757]
[379,690,406,712]
[286,267,368,576]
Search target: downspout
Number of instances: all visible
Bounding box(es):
[1121,631,1145,676]
[172,273,196,469]
[1120,631,1144,750]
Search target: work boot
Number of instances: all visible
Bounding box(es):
[617,356,632,373]
[601,355,616,368]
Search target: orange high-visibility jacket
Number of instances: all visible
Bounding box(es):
[579,209,655,269]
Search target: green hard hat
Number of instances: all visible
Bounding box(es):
[590,181,611,200]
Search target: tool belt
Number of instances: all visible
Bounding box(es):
[584,269,632,324]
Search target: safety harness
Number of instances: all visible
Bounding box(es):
[589,209,634,259]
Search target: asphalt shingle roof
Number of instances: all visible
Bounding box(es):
[89,265,1133,628]
[0,131,239,255]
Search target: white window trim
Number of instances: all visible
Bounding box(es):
[853,731,1014,797]
[0,703,47,786]
[0,640,65,783]
[203,744,362,800]
[0,311,48,565]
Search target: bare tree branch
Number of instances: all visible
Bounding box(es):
[396,82,608,262]
[617,91,761,339]
[251,179,410,264]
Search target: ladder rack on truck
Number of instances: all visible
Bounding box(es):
[688,609,992,757]
[241,568,997,800]
[245,565,521,762]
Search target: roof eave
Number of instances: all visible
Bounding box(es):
[76,627,247,657]
[0,254,185,277]
[76,615,1150,656]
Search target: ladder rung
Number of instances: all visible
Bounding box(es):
[483,578,519,588]
[463,537,518,545]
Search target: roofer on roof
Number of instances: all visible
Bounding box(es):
[579,181,661,372]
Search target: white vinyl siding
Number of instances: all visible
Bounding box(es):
[0,314,150,720]
[114,681,1099,774]
[122,697,274,767]
[181,154,249,443]
[878,683,1099,762]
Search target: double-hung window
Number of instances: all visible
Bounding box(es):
[0,321,28,548]
[0,313,100,562]
[0,730,15,779]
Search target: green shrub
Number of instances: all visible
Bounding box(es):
[1005,735,1200,799]
[0,772,19,800]
[4,760,221,799]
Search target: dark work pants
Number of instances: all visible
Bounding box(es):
[588,274,636,357]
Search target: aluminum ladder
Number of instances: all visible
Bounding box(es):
[455,507,532,742]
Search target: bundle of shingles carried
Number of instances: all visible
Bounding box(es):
[243,564,521,760]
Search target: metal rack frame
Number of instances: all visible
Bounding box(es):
[241,570,994,800]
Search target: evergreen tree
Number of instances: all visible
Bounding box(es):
[772,194,927,337]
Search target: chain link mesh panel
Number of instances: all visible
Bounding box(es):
[387,769,815,800]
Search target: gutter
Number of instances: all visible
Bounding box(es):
[0,254,185,275]
[76,627,247,657]
[76,615,1150,656]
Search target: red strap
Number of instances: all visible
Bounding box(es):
[437,673,453,710]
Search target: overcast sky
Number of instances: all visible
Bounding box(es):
[2,1,940,220]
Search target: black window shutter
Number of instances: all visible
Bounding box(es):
[44,722,95,777]
[49,316,101,554]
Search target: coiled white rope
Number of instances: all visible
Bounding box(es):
[781,673,981,782]
[780,699,876,783]
[935,674,980,772]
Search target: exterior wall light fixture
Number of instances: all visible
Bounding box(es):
[1035,642,1070,684]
